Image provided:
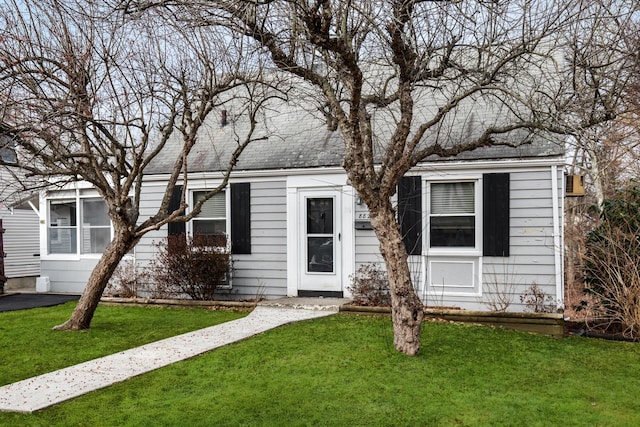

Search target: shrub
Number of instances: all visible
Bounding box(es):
[519,283,556,313]
[483,262,518,312]
[105,258,147,298]
[148,234,232,300]
[348,263,391,307]
[584,183,640,337]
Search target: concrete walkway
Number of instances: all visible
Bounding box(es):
[0,298,348,413]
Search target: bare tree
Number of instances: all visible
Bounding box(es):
[562,3,640,312]
[125,0,639,355]
[0,0,276,330]
[564,0,640,208]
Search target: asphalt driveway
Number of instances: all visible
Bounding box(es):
[0,294,80,312]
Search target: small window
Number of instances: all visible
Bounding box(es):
[429,182,475,247]
[48,200,77,254]
[81,198,111,254]
[192,191,227,246]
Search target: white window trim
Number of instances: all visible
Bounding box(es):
[423,257,483,298]
[41,190,113,261]
[423,175,482,257]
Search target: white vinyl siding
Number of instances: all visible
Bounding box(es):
[39,160,563,311]
[40,258,99,294]
[231,180,287,299]
[131,179,288,300]
[1,207,40,278]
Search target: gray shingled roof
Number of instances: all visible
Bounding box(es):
[146,92,564,175]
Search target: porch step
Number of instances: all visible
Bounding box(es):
[258,297,351,311]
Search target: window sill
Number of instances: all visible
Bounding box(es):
[424,249,481,257]
[42,253,104,261]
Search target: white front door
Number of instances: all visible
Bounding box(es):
[298,190,342,294]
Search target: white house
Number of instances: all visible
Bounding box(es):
[37,94,565,312]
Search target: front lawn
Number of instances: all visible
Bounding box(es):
[2,305,640,426]
[0,302,246,386]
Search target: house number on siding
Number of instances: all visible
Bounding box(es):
[357,212,370,220]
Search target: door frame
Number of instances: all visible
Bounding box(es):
[286,174,354,298]
[298,189,341,293]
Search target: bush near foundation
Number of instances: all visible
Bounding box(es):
[148,234,231,301]
[348,263,391,307]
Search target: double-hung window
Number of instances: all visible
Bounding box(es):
[48,200,78,254]
[192,190,227,246]
[48,196,111,255]
[429,182,476,248]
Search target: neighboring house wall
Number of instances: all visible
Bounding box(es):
[0,165,40,287]
[1,205,40,285]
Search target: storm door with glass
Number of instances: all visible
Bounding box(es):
[298,190,342,293]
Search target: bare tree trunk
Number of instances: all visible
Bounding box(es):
[53,232,136,331]
[587,146,606,209]
[370,205,424,356]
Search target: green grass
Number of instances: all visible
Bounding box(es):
[2,307,640,426]
[0,302,246,386]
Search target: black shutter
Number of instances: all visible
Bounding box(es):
[167,185,185,236]
[483,173,510,257]
[231,182,251,254]
[398,176,422,255]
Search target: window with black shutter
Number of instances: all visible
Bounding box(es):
[429,181,476,248]
[398,176,422,255]
[167,185,185,237]
[231,182,251,254]
[482,173,510,257]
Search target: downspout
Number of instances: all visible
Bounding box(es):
[551,165,564,310]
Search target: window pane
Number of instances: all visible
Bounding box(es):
[430,216,475,247]
[308,237,333,272]
[82,228,110,254]
[50,201,77,227]
[48,228,77,254]
[431,182,474,214]
[82,199,109,226]
[193,191,225,218]
[307,198,333,234]
[193,219,226,235]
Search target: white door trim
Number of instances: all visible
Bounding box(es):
[298,190,342,292]
[286,174,354,297]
